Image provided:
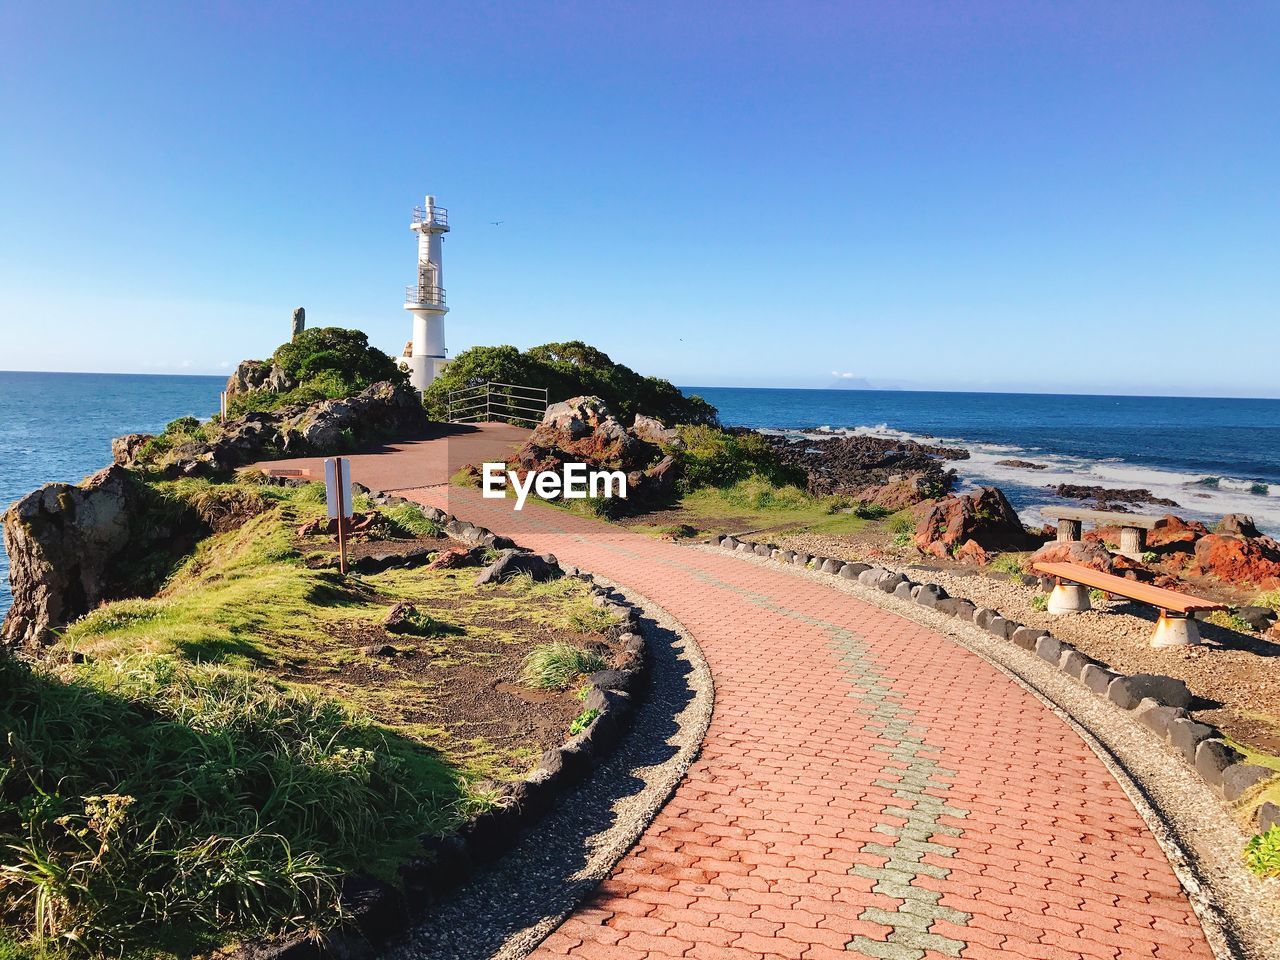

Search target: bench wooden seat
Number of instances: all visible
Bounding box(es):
[1032,560,1225,647]
[1037,506,1166,559]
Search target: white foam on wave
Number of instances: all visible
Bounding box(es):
[775,423,1280,536]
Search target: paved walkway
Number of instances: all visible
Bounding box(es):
[265,425,1213,959]
[393,479,1213,960]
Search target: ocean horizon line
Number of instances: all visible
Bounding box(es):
[2,370,1279,404]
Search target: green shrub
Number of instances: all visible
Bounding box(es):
[1207,610,1253,633]
[1254,590,1280,613]
[673,426,803,492]
[1030,594,1049,612]
[1245,826,1280,878]
[519,642,607,689]
[1089,588,1109,603]
[272,327,406,392]
[1141,550,1159,564]
[892,530,913,548]
[569,708,601,736]
[421,341,718,426]
[853,503,892,520]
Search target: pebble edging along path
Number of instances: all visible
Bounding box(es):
[396,485,1219,960]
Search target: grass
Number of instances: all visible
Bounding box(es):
[5,477,615,956]
[1031,593,1049,612]
[1223,738,1280,816]
[520,642,608,690]
[0,653,454,957]
[381,501,443,538]
[988,553,1027,575]
[1206,610,1253,633]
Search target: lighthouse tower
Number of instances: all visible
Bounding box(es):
[404,195,450,390]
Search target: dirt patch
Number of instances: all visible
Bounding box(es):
[280,531,622,778]
[781,530,1280,757]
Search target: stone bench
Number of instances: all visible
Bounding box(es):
[1039,506,1163,559]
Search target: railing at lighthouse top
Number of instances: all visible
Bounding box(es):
[411,205,450,229]
[405,284,447,306]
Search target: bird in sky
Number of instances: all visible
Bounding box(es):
[490,220,503,226]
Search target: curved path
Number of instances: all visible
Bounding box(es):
[397,483,1213,960]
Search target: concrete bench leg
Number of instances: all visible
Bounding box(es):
[1057,519,1083,542]
[1048,583,1091,614]
[1151,613,1200,648]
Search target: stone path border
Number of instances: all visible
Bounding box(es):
[714,541,1280,960]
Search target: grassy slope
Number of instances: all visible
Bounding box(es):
[2,478,615,957]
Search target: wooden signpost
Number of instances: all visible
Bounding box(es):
[324,456,353,574]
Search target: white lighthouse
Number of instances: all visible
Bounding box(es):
[403,195,450,390]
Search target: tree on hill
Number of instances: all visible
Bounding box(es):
[272,327,407,393]
[228,327,408,415]
[423,341,718,427]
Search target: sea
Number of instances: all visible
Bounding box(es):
[689,386,1280,538]
[1,373,1278,620]
[0,372,225,618]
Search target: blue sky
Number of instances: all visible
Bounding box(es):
[1,2,1277,396]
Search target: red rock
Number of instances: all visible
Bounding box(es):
[1029,539,1116,574]
[1147,514,1209,551]
[1192,533,1280,589]
[913,486,1039,560]
[954,540,990,565]
[427,547,474,569]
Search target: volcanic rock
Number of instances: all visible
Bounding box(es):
[1029,539,1116,574]
[913,486,1040,560]
[2,465,204,646]
[1192,532,1280,590]
[1054,484,1179,509]
[1146,515,1209,551]
[763,433,966,505]
[1218,514,1261,538]
[996,459,1047,470]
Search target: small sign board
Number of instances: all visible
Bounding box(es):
[324,457,353,519]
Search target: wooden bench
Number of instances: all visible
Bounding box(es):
[1032,560,1226,647]
[1038,506,1164,559]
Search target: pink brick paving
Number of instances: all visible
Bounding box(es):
[391,484,1213,960]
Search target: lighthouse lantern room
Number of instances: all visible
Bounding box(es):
[403,194,450,391]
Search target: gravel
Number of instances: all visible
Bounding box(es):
[383,578,714,960]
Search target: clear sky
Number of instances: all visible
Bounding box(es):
[1,2,1277,396]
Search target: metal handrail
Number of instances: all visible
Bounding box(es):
[405,284,446,306]
[411,206,449,229]
[445,381,549,428]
